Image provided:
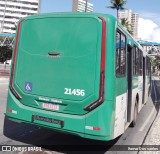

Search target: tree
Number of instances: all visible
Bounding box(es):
[151,55,160,74]
[120,18,132,34]
[152,56,160,66]
[107,0,127,18]
[0,46,12,63]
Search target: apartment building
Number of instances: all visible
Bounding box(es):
[118,9,139,40]
[72,0,93,12]
[0,0,40,34]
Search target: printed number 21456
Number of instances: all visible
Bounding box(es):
[64,88,85,96]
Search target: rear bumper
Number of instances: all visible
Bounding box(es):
[6,89,113,141]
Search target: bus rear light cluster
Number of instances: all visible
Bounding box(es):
[84,16,106,112]
[84,72,105,111]
[85,126,101,131]
[10,20,24,100]
[8,109,17,114]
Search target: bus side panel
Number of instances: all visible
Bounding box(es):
[113,92,127,138]
[84,101,115,140]
[137,76,143,112]
[105,16,117,139]
[113,27,127,138]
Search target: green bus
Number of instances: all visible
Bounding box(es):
[5,13,151,141]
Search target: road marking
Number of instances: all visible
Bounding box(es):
[0,82,9,85]
[139,107,155,131]
[0,78,9,80]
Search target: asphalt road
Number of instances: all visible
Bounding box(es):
[0,64,10,76]
[0,77,159,154]
[0,64,10,71]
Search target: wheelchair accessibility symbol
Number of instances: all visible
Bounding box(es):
[25,82,32,92]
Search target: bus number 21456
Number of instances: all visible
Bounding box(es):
[64,88,85,96]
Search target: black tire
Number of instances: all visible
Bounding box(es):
[130,101,138,127]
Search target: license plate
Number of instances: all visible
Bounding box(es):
[42,102,59,111]
[32,115,64,128]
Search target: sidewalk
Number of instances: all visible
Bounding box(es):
[144,113,160,146]
[139,111,160,154]
[152,75,160,81]
[140,76,160,154]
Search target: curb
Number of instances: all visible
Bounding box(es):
[143,109,160,145]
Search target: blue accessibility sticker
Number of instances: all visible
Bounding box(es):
[25,82,32,92]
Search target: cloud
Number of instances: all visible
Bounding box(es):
[139,11,160,25]
[138,18,160,42]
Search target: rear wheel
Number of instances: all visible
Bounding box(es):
[130,100,138,127]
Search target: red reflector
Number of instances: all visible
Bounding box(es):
[93,127,101,131]
[8,109,12,113]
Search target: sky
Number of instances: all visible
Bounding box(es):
[40,0,160,42]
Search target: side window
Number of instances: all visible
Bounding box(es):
[139,50,143,75]
[133,46,136,75]
[133,47,142,76]
[116,31,126,77]
[116,31,120,75]
[146,57,151,76]
[135,47,139,75]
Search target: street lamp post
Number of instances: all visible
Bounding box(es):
[85,0,88,12]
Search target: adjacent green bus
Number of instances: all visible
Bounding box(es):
[5,13,151,141]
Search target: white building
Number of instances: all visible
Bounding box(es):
[72,0,93,12]
[0,0,40,34]
[118,9,139,40]
[131,12,139,40]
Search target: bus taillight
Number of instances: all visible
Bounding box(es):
[8,109,17,114]
[85,126,101,131]
[10,20,24,100]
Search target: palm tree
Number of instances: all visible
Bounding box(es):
[121,18,132,34]
[107,0,127,18]
[151,55,160,74]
